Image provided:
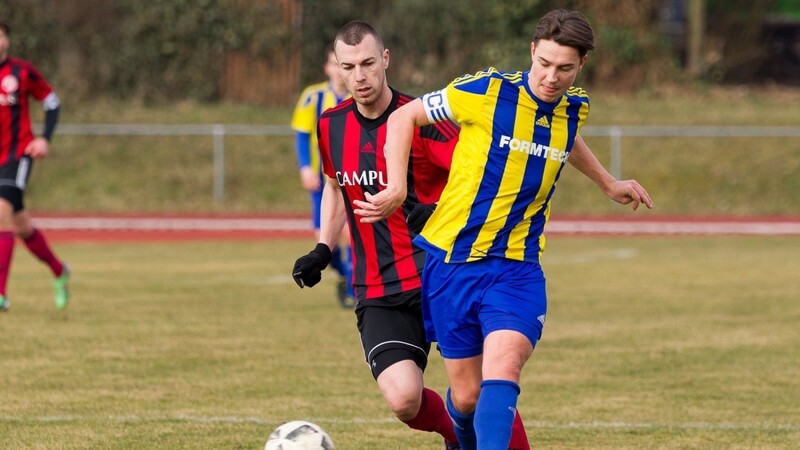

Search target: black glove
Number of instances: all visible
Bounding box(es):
[406,203,437,235]
[292,243,332,288]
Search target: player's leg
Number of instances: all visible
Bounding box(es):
[328,227,354,307]
[474,258,546,450]
[13,210,69,309]
[9,155,68,309]
[375,358,424,420]
[0,196,15,311]
[422,256,486,449]
[337,224,354,300]
[510,409,531,450]
[0,159,28,311]
[442,356,482,450]
[446,354,531,450]
[14,210,66,277]
[477,331,534,450]
[375,358,458,446]
[357,292,458,445]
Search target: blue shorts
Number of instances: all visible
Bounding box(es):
[421,256,547,359]
[310,189,323,230]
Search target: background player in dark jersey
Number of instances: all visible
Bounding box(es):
[291,21,530,449]
[357,10,653,450]
[0,18,69,312]
[291,43,354,308]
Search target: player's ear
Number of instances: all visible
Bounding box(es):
[383,48,390,69]
[530,41,536,60]
[578,54,588,71]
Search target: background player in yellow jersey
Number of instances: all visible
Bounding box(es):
[356,9,653,449]
[291,43,354,307]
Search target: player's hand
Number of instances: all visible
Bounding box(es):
[291,243,332,288]
[24,137,49,159]
[353,189,405,223]
[299,166,321,191]
[406,202,437,235]
[605,179,654,210]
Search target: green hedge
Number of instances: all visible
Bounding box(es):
[0,0,779,104]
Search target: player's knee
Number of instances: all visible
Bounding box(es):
[378,375,422,420]
[13,225,33,239]
[384,389,421,421]
[449,384,479,413]
[375,354,425,420]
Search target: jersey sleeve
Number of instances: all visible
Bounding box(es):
[290,86,318,134]
[26,64,53,101]
[420,68,496,127]
[317,118,335,179]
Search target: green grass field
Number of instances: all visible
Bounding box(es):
[1,235,798,449]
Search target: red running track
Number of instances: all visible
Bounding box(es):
[28,213,800,243]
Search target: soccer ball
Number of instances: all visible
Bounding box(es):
[264,420,335,450]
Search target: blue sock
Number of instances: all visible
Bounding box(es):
[329,245,354,297]
[329,245,345,276]
[446,388,477,450]
[342,245,354,297]
[475,379,520,450]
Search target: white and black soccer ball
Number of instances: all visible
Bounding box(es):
[264,420,335,450]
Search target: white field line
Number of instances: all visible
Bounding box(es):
[0,415,797,432]
[547,220,800,235]
[31,216,800,235]
[31,217,310,231]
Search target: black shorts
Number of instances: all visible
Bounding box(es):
[356,289,431,379]
[0,157,33,212]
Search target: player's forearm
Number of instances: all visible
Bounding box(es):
[383,99,424,200]
[318,179,347,249]
[568,135,616,193]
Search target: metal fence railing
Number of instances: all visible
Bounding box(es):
[51,124,800,203]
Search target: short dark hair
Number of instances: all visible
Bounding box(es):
[335,20,384,51]
[0,18,10,36]
[533,9,595,57]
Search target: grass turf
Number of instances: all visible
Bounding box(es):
[1,235,798,448]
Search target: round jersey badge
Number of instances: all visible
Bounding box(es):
[1,75,19,93]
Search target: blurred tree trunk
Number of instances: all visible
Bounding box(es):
[687,0,705,77]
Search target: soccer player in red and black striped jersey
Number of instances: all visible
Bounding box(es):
[291,21,530,449]
[0,18,69,312]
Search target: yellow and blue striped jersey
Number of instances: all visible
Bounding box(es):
[417,67,589,263]
[291,81,347,174]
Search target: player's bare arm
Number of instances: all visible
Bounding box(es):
[353,98,427,222]
[568,135,654,210]
[318,177,348,249]
[292,177,348,289]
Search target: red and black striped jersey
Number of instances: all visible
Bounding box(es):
[0,56,53,165]
[318,88,459,301]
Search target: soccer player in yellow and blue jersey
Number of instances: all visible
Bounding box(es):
[291,43,354,307]
[355,9,653,449]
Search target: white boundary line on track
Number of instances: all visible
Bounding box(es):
[32,217,311,231]
[0,415,797,432]
[31,216,800,235]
